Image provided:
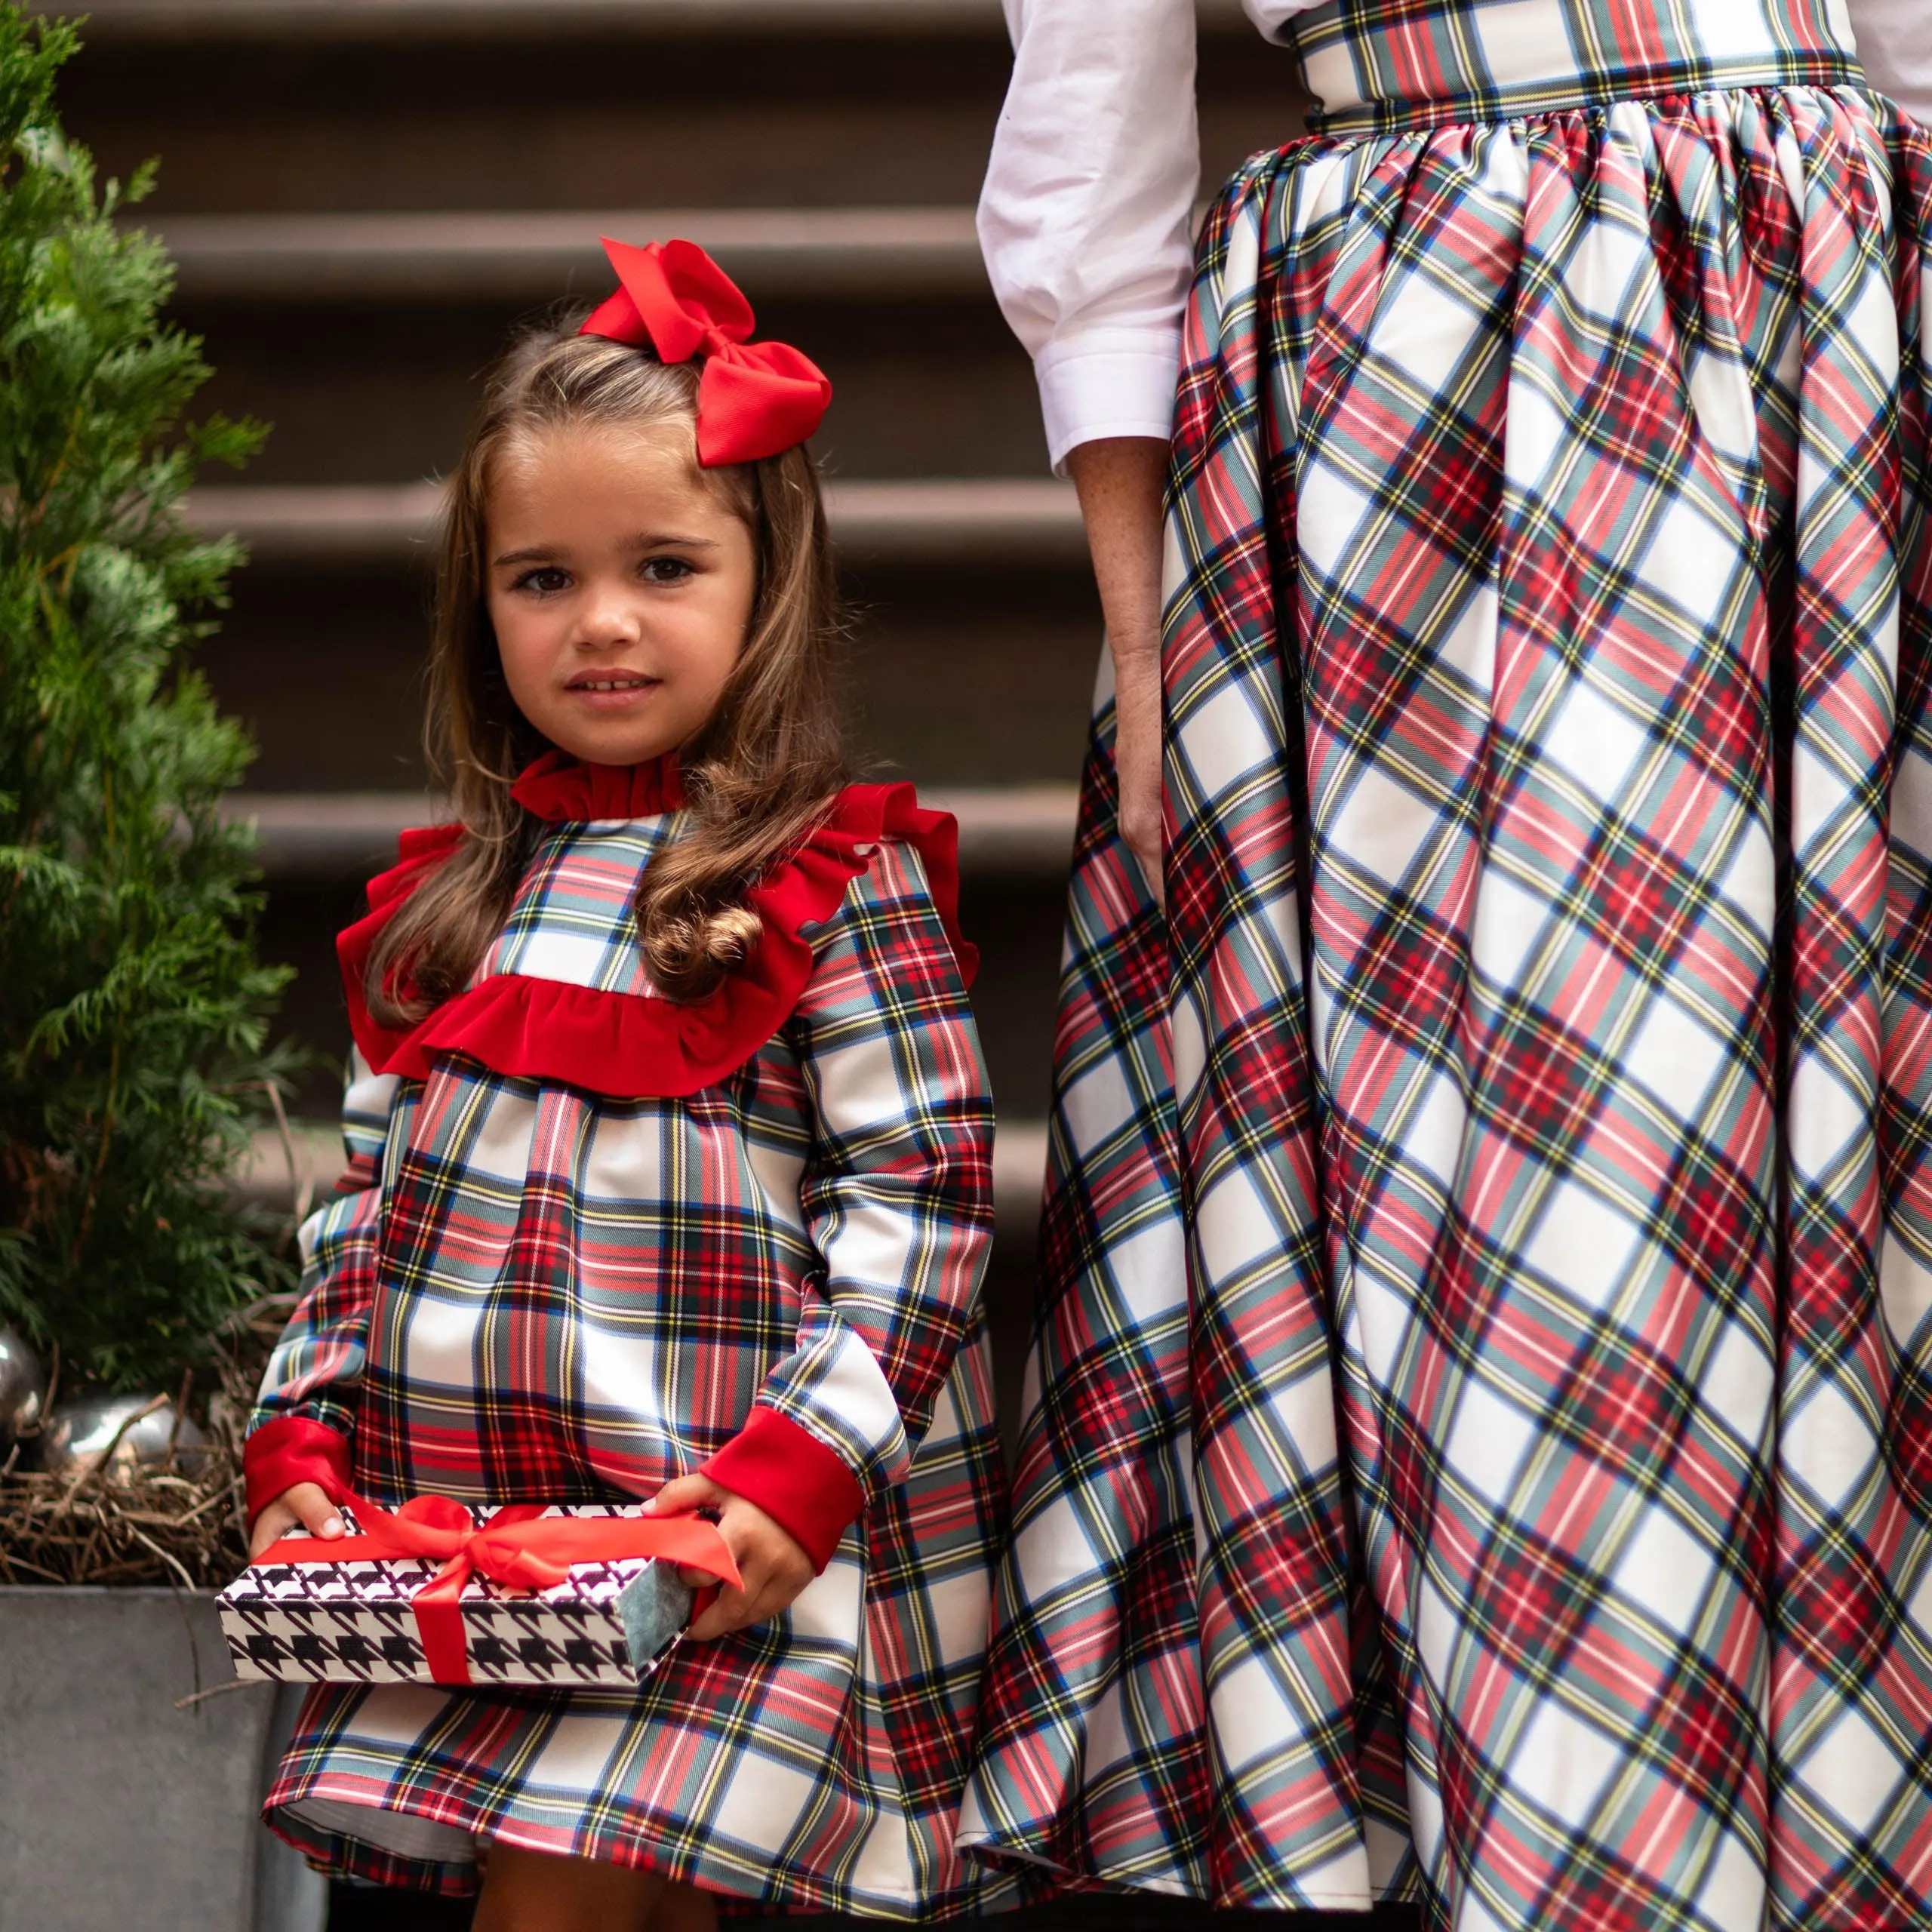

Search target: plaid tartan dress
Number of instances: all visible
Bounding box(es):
[960,3,1932,1927]
[248,770,1007,1915]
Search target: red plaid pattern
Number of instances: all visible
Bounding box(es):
[251,811,1008,1916]
[1295,0,1861,133]
[962,7,1932,1928]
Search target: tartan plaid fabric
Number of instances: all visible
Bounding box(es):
[251,812,1008,1916]
[1296,0,1862,133]
[962,8,1932,1927]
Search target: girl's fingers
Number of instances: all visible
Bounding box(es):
[685,1587,749,1642]
[685,1551,773,1639]
[248,1503,295,1561]
[656,1492,812,1638]
[649,1472,724,1516]
[743,1586,791,1632]
[654,1476,740,1592]
[289,1482,346,1539]
[688,1568,811,1642]
[679,1561,813,1641]
[651,1472,733,1590]
[248,1484,344,1560]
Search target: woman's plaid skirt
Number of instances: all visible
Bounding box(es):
[959,4,1932,1928]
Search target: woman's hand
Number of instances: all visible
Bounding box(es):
[1066,435,1169,908]
[248,1481,344,1560]
[648,1472,814,1642]
[1111,651,1164,910]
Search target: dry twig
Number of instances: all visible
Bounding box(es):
[0,1302,280,1588]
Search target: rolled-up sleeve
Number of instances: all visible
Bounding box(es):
[977,0,1201,472]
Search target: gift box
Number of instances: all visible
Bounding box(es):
[218,1495,739,1690]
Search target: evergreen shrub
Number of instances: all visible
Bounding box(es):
[0,4,290,1392]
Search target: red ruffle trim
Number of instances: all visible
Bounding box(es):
[337,782,976,1100]
[700,1407,866,1574]
[244,1415,352,1527]
[510,749,683,820]
[334,822,469,1075]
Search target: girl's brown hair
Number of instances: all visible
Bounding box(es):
[365,327,845,1023]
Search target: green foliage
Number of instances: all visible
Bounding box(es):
[0,5,289,1389]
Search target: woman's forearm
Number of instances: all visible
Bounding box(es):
[1067,435,1167,662]
[1067,435,1168,902]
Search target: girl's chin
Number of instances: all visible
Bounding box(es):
[540,721,683,767]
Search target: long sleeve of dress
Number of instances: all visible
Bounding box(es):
[701,838,995,1570]
[243,1051,398,1518]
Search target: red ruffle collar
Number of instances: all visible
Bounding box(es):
[510,750,684,821]
[335,783,974,1100]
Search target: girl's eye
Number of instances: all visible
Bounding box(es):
[641,556,696,585]
[513,565,571,596]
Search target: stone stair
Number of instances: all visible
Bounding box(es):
[60,6,1312,1917]
[64,0,1306,1337]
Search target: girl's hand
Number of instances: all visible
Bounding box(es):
[648,1472,815,1641]
[248,1481,345,1561]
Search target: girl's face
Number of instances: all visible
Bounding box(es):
[485,420,757,768]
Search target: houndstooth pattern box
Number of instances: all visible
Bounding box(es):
[219,1503,697,1689]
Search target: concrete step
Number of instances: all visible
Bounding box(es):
[65,18,1298,222]
[84,0,1246,44]
[228,786,1078,879]
[189,478,1085,565]
[66,38,1020,220]
[86,0,1018,42]
[175,297,1039,485]
[155,207,984,302]
[203,560,1100,792]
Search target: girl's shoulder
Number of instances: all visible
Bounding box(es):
[332,781,973,1100]
[361,821,470,917]
[770,782,976,988]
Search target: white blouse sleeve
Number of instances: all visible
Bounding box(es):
[977,0,1329,473]
[977,0,1202,474]
[1846,0,1932,126]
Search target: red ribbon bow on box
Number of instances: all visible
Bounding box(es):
[254,1491,741,1686]
[579,236,832,466]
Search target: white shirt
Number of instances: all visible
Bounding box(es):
[980,0,1931,472]
[1853,0,1932,129]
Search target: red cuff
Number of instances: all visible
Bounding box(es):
[700,1407,866,1574]
[243,1416,352,1527]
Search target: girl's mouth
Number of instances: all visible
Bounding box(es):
[566,673,660,709]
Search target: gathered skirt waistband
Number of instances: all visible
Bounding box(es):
[1286,0,1864,134]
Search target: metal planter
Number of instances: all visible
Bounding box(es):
[0,1588,325,1932]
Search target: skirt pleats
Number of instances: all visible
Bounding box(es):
[961,80,1932,1932]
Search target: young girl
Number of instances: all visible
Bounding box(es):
[242,238,1006,1930]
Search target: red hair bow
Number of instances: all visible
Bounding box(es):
[580,236,832,466]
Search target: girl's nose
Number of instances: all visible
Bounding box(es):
[573,584,642,651]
